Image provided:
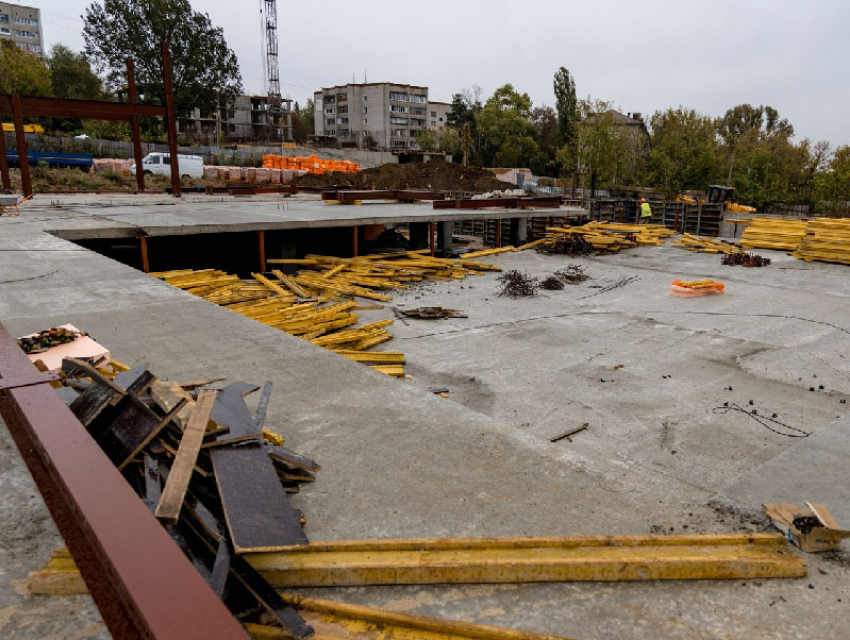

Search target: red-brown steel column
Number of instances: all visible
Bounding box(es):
[495,219,502,248]
[0,116,10,191]
[258,230,267,271]
[352,226,359,257]
[11,95,31,197]
[126,58,146,192]
[161,42,181,198]
[429,221,435,257]
[0,322,249,640]
[140,236,150,273]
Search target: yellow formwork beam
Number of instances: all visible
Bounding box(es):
[27,552,577,639]
[246,534,806,588]
[246,595,576,640]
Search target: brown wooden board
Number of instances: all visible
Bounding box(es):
[155,389,218,524]
[180,502,313,639]
[69,381,123,428]
[211,444,308,552]
[96,395,186,470]
[265,443,321,472]
[113,363,154,395]
[142,454,161,513]
[211,382,260,436]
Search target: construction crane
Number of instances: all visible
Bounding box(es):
[260,0,291,142]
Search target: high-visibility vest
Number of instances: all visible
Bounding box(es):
[640,202,652,218]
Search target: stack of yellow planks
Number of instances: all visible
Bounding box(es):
[738,217,809,251]
[672,233,744,254]
[792,218,850,265]
[150,251,499,378]
[536,221,674,252]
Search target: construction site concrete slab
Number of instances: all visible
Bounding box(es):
[0,201,848,640]
[11,193,586,241]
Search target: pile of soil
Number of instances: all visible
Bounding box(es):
[297,159,507,193]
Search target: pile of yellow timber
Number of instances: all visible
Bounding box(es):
[792,218,850,265]
[739,217,809,251]
[672,233,744,254]
[539,221,674,252]
[150,251,499,378]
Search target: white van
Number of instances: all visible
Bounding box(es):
[130,153,204,178]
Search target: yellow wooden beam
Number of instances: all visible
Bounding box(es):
[246,595,576,640]
[246,534,806,587]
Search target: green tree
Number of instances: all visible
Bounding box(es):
[476,84,539,168]
[299,99,315,137]
[553,67,577,148]
[531,106,560,175]
[413,128,461,160]
[0,40,52,96]
[83,0,242,122]
[48,44,102,100]
[716,103,764,181]
[648,107,719,198]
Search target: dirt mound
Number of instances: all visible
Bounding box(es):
[297,159,507,193]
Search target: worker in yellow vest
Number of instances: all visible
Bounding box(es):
[639,198,652,223]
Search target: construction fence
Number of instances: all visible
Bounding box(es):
[2,133,396,169]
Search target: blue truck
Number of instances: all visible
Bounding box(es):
[5,151,94,170]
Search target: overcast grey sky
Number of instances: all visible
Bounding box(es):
[27,0,850,145]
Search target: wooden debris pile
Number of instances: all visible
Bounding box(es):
[721,252,771,267]
[151,251,500,378]
[672,233,744,254]
[56,356,320,639]
[537,221,674,253]
[739,217,809,251]
[792,218,850,265]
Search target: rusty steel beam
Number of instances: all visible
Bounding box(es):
[126,58,146,192]
[161,42,181,198]
[0,322,249,640]
[0,95,165,121]
[10,95,31,197]
[433,196,562,210]
[0,114,10,191]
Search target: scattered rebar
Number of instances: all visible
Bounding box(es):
[721,252,771,267]
[537,235,596,256]
[540,276,565,290]
[498,270,538,297]
[554,264,589,284]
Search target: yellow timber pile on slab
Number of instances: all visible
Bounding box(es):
[28,549,576,640]
[792,218,850,265]
[739,217,809,251]
[150,252,499,378]
[539,221,674,252]
[672,233,744,254]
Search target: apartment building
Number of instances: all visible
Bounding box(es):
[178,95,293,143]
[427,101,452,131]
[0,2,43,57]
[313,82,449,150]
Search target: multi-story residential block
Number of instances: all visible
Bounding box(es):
[427,101,452,131]
[178,95,293,143]
[312,83,449,150]
[0,2,43,57]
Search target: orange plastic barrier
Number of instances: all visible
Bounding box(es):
[670,279,725,297]
[262,154,360,175]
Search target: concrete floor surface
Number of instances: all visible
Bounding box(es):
[0,201,848,639]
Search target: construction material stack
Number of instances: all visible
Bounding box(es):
[792,218,850,265]
[150,252,499,378]
[738,217,809,251]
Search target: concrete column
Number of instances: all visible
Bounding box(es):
[409,222,430,250]
[437,221,453,251]
[510,218,528,246]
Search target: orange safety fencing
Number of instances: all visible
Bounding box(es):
[262,154,360,175]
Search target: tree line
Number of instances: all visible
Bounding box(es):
[415,68,848,214]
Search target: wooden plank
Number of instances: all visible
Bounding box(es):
[142,453,161,513]
[265,443,321,472]
[96,395,187,470]
[246,534,807,587]
[211,444,308,553]
[69,380,123,428]
[155,389,218,524]
[252,382,272,431]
